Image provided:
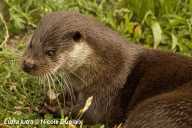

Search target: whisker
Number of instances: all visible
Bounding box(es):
[48,72,63,114]
[45,74,52,103]
[69,71,88,87]
[58,73,74,106]
[64,73,76,102]
[51,72,66,107]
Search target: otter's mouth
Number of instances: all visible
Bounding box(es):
[21,59,63,76]
[22,65,43,76]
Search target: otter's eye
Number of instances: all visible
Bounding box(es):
[45,49,56,56]
[72,31,82,42]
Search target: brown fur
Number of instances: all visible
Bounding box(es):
[22,11,192,128]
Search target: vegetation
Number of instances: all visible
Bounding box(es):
[0,0,192,127]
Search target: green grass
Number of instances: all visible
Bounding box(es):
[0,0,192,127]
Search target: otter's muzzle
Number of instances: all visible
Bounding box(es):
[22,59,37,73]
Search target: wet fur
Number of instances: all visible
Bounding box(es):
[23,12,192,127]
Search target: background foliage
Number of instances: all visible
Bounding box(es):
[0,0,192,127]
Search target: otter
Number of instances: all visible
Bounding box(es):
[22,11,192,128]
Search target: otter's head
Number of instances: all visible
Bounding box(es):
[22,12,93,76]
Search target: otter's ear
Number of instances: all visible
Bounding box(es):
[72,31,83,42]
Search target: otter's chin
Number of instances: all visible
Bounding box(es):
[22,65,64,77]
[23,68,51,76]
[24,71,44,76]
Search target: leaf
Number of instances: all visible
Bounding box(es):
[133,24,142,39]
[171,33,178,50]
[78,96,93,118]
[151,21,162,48]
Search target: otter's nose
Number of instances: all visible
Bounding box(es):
[22,60,37,73]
